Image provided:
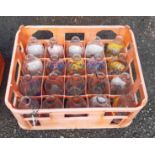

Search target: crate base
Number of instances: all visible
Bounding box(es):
[18,120,133,130]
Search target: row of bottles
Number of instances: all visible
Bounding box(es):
[24,35,127,76]
[26,35,125,59]
[19,72,131,96]
[22,54,128,76]
[17,94,135,109]
[26,37,64,58]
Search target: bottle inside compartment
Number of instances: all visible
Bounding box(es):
[17,34,134,109]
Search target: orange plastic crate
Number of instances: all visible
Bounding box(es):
[0,53,5,87]
[5,25,148,130]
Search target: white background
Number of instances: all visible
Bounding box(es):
[0,0,154,16]
[0,139,155,155]
[0,0,154,154]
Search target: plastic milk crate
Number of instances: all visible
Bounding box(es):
[5,25,148,130]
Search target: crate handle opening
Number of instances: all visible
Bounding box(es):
[32,30,53,39]
[127,43,131,51]
[15,62,20,84]
[64,114,88,118]
[111,119,122,124]
[29,120,41,126]
[96,30,116,39]
[65,33,84,40]
[11,91,15,106]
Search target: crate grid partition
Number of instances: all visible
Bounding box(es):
[5,25,148,130]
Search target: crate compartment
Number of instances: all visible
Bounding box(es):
[86,57,107,75]
[15,96,41,109]
[88,94,111,108]
[65,75,86,96]
[18,76,42,96]
[107,57,129,75]
[66,57,86,75]
[41,95,64,109]
[87,74,110,94]
[5,25,148,130]
[43,75,65,95]
[64,95,89,108]
[109,74,132,95]
[44,58,66,75]
[65,39,85,58]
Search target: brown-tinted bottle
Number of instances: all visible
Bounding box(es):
[42,96,63,109]
[87,72,109,94]
[17,96,40,109]
[66,74,85,96]
[66,96,87,108]
[112,93,136,116]
[19,74,42,96]
[44,72,64,95]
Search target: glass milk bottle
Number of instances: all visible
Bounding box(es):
[108,57,127,75]
[66,96,87,108]
[89,95,111,107]
[17,96,40,109]
[86,55,106,74]
[47,37,64,58]
[66,74,85,96]
[87,72,109,94]
[106,35,125,57]
[19,74,42,96]
[66,54,85,75]
[42,96,63,109]
[22,54,43,76]
[68,36,84,58]
[46,56,65,75]
[85,36,104,58]
[26,37,44,58]
[110,72,131,94]
[44,72,64,95]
